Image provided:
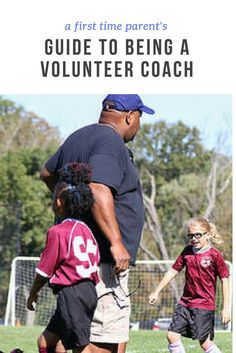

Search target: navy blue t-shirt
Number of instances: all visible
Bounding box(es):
[45,123,144,264]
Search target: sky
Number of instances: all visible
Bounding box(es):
[4,94,232,156]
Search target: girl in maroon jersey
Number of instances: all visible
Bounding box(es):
[149,217,230,353]
[27,163,100,353]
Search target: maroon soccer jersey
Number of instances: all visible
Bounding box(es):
[36,219,100,286]
[172,245,229,310]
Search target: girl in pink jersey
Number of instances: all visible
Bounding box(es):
[148,217,230,353]
[27,164,100,353]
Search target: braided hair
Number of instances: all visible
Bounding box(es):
[54,163,94,219]
[57,162,92,185]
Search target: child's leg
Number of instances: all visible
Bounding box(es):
[55,341,67,353]
[38,330,66,353]
[199,337,222,353]
[166,331,186,353]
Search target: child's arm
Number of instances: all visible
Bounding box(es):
[148,268,178,306]
[27,274,48,311]
[221,277,231,325]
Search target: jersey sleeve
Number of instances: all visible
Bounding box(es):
[45,145,63,173]
[36,228,60,278]
[215,251,230,279]
[172,249,186,272]
[89,134,126,191]
[89,153,124,191]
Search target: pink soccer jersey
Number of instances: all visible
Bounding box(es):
[172,245,229,310]
[36,219,100,286]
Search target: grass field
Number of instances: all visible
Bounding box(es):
[0,327,232,353]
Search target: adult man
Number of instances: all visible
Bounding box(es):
[40,94,155,353]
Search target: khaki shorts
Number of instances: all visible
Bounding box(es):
[90,263,130,343]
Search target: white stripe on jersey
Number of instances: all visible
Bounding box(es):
[36,267,50,278]
[66,221,78,258]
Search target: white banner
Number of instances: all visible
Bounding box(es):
[0,0,234,93]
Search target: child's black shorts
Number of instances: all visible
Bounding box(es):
[46,280,97,349]
[168,303,215,341]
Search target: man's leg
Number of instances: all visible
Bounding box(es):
[72,343,111,353]
[117,342,127,353]
[89,342,118,353]
[90,265,130,353]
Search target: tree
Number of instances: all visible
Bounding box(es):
[0,97,60,156]
[0,148,56,317]
[133,120,210,185]
[132,121,232,261]
[0,97,62,318]
[132,121,232,306]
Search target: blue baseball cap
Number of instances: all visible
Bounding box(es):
[102,94,155,115]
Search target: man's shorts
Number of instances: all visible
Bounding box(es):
[46,280,97,349]
[168,303,215,341]
[90,263,131,343]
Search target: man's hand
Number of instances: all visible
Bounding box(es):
[90,182,131,272]
[110,241,131,273]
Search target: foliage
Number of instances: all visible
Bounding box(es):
[0,148,57,317]
[0,97,60,157]
[133,121,211,185]
[132,121,232,261]
[0,97,61,318]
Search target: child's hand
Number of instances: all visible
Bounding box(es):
[221,308,230,325]
[27,294,38,311]
[148,291,159,306]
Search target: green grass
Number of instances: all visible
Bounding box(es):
[0,327,232,353]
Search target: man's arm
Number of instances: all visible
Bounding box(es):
[40,166,57,192]
[89,182,130,273]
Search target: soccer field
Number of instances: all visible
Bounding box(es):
[0,327,232,353]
